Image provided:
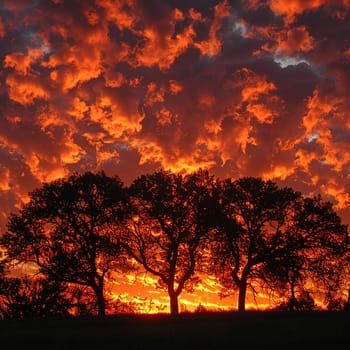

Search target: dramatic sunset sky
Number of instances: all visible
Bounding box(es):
[1,0,350,237]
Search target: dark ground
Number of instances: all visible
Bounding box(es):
[0,311,349,350]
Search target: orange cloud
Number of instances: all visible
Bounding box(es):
[204,119,222,135]
[188,7,206,22]
[132,140,164,166]
[0,131,65,186]
[88,93,143,140]
[68,97,89,121]
[134,23,196,70]
[44,44,104,92]
[155,108,174,126]
[258,25,315,57]
[277,26,314,54]
[246,103,278,124]
[201,116,255,164]
[28,156,68,184]
[230,68,281,124]
[4,52,32,74]
[295,149,318,172]
[169,80,183,95]
[233,68,276,101]
[144,82,166,106]
[268,0,325,23]
[163,155,217,175]
[131,128,218,175]
[194,0,231,56]
[96,0,137,31]
[84,8,100,26]
[320,179,350,210]
[198,94,216,108]
[262,165,296,181]
[298,86,350,210]
[4,48,44,75]
[0,167,11,192]
[5,73,50,105]
[268,0,349,21]
[104,72,126,88]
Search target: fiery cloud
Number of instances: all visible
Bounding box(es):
[0,0,349,238]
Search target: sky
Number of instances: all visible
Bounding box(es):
[0,0,350,236]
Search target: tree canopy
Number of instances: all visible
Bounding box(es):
[0,170,349,318]
[1,171,132,316]
[209,177,349,311]
[124,169,219,315]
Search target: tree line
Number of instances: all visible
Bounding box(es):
[0,170,349,318]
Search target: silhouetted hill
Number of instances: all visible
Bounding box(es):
[1,311,349,349]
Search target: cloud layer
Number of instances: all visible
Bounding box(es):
[1,0,350,232]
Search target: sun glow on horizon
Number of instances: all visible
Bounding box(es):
[105,272,282,314]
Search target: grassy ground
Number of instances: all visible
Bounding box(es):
[0,311,349,349]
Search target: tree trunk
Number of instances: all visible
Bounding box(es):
[289,284,296,311]
[169,291,179,316]
[96,287,106,317]
[238,282,247,312]
[289,272,297,311]
[237,267,250,312]
[93,279,106,317]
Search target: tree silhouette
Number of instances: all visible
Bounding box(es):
[210,177,349,311]
[268,195,349,311]
[0,170,348,316]
[1,172,131,317]
[0,274,71,319]
[281,195,349,310]
[125,169,218,315]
